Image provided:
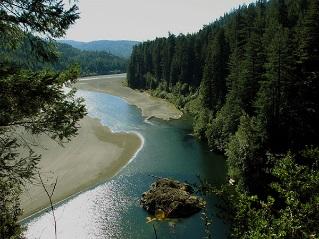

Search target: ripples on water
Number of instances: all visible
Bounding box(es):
[23,91,228,239]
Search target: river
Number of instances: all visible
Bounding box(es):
[23,90,228,238]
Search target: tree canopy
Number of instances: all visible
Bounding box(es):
[127,0,319,237]
[54,43,128,76]
[0,0,87,237]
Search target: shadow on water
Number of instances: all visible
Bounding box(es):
[23,90,229,239]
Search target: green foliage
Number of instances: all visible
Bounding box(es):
[206,96,243,152]
[225,114,265,189]
[127,0,319,236]
[0,179,23,239]
[199,28,228,113]
[0,0,87,237]
[0,67,85,139]
[1,41,128,77]
[193,108,210,140]
[213,150,319,239]
[144,72,157,90]
[54,43,127,76]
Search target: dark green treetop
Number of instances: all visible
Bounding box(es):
[0,0,87,237]
[127,0,319,237]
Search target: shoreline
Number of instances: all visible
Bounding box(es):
[20,131,144,223]
[20,116,142,219]
[76,74,183,120]
[21,73,180,220]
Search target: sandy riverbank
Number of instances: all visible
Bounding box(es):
[21,73,180,219]
[76,74,182,120]
[20,117,142,219]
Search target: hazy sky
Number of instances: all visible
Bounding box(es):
[64,0,254,42]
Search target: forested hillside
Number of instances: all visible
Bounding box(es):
[59,40,139,58]
[55,43,127,76]
[1,41,128,76]
[127,0,319,237]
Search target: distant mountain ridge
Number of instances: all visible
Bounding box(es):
[59,40,139,58]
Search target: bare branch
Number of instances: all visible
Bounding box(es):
[38,171,58,239]
[152,224,158,239]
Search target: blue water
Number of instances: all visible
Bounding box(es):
[23,90,228,239]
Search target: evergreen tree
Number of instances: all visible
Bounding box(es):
[295,0,319,147]
[162,33,176,84]
[126,1,319,235]
[0,1,86,237]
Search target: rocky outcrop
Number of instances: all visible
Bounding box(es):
[140,178,205,218]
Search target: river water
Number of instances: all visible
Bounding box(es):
[23,90,228,239]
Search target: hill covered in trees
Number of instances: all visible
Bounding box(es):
[59,40,139,58]
[127,0,319,237]
[55,43,128,76]
[1,41,128,76]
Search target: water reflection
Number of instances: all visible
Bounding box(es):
[23,90,228,238]
[78,91,144,132]
[25,179,128,238]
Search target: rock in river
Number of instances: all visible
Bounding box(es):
[140,178,205,218]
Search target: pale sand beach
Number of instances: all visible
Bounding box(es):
[21,73,180,219]
[20,117,142,219]
[76,74,183,120]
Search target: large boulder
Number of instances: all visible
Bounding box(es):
[140,178,205,218]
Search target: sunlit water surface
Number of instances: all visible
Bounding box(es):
[23,90,228,239]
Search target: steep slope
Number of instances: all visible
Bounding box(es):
[127,0,319,238]
[55,43,128,76]
[1,40,128,76]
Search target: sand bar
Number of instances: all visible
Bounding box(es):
[76,74,182,120]
[20,73,179,219]
[20,117,142,219]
